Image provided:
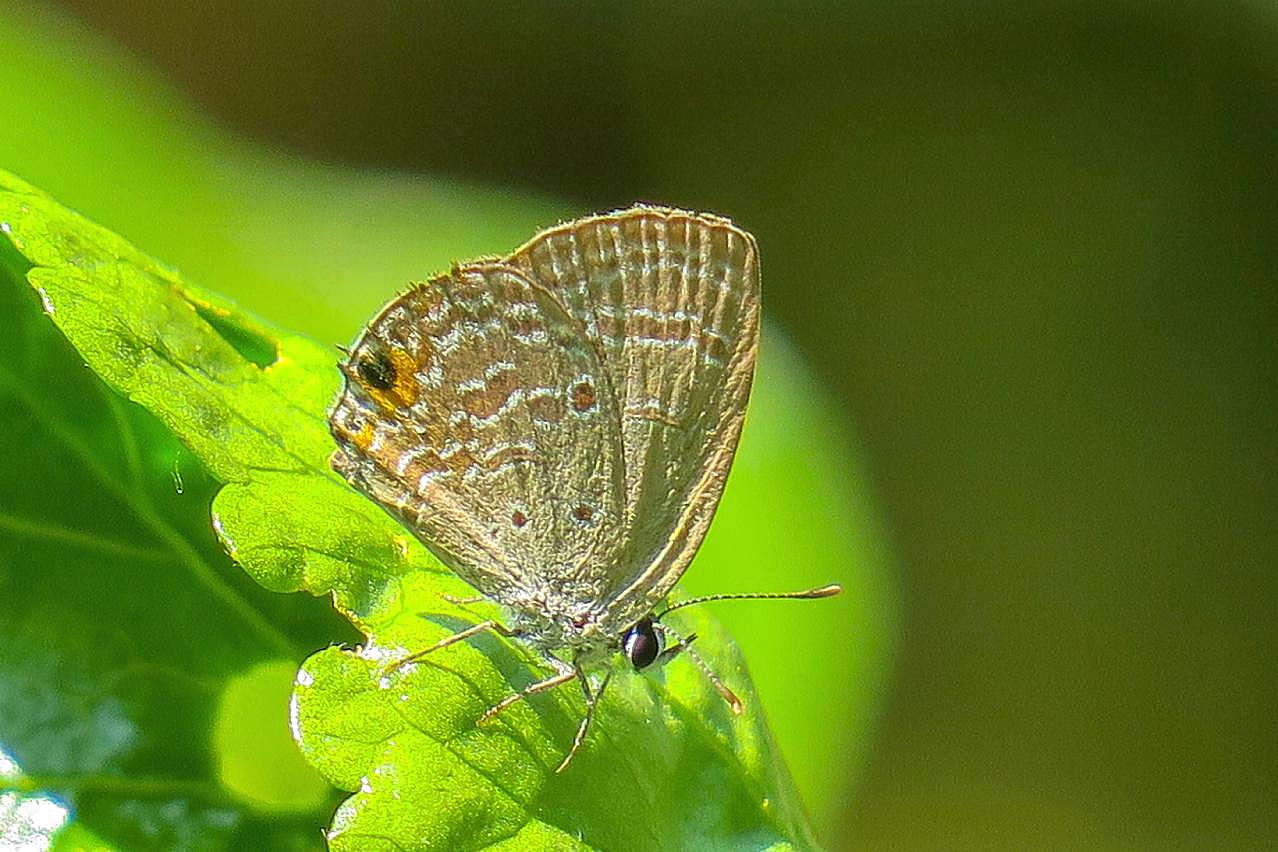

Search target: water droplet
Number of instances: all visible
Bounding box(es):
[35,286,54,315]
[171,455,185,494]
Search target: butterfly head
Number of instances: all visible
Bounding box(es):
[621,617,666,670]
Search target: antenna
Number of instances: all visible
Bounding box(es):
[656,583,842,620]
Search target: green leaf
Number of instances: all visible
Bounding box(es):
[0,174,346,848]
[0,171,819,849]
[292,587,810,850]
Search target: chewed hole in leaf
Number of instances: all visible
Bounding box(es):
[191,300,279,368]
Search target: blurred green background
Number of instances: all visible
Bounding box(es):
[3,1,1275,849]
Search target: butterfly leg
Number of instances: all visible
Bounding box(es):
[381,619,513,676]
[478,655,577,725]
[657,623,743,714]
[556,664,613,773]
[654,631,699,667]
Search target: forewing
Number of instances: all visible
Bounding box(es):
[329,263,625,606]
[507,207,760,625]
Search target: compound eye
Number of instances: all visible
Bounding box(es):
[622,618,664,670]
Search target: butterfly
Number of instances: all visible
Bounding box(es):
[329,205,839,770]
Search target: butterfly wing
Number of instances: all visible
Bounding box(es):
[329,262,626,613]
[507,206,760,629]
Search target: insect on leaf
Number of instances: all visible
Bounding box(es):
[0,171,816,850]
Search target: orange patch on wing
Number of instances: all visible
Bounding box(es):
[366,347,423,411]
[352,421,376,452]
